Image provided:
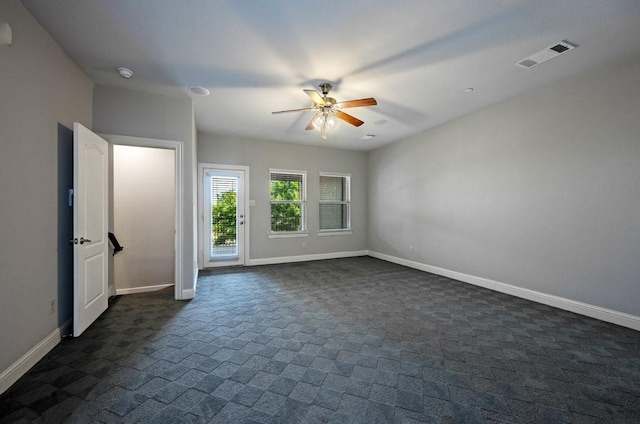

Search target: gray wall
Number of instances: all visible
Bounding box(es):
[0,1,93,374]
[368,55,640,316]
[93,85,197,296]
[198,135,368,261]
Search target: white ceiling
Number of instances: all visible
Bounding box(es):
[21,0,640,151]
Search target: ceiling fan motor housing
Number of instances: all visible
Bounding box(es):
[319,83,332,96]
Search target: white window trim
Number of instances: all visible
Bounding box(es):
[269,168,307,236]
[318,172,351,234]
[318,230,352,236]
[268,232,309,239]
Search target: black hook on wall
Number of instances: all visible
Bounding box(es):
[108,232,124,256]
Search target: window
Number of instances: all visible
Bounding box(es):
[270,170,306,234]
[319,173,350,232]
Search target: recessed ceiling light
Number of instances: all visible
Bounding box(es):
[464,87,474,93]
[189,86,210,96]
[358,134,376,141]
[117,67,134,79]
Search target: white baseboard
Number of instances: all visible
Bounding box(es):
[180,288,196,300]
[0,319,71,395]
[368,251,640,332]
[172,272,197,300]
[248,250,368,266]
[115,284,174,295]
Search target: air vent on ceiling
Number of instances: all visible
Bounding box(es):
[516,41,576,69]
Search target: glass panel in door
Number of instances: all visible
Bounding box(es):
[210,175,239,260]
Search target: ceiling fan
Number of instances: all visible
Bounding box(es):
[272,83,377,140]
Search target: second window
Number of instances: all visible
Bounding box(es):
[319,173,350,232]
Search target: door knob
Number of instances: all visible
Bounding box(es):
[239,221,244,225]
[69,238,78,244]
[79,237,92,244]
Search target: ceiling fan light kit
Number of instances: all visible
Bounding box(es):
[312,112,337,140]
[272,83,377,140]
[312,113,335,130]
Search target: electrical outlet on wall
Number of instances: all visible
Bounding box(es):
[409,245,414,253]
[49,298,56,315]
[302,241,307,249]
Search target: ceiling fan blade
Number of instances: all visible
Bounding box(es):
[304,89,325,106]
[335,97,377,108]
[272,107,316,115]
[334,110,364,127]
[305,114,319,130]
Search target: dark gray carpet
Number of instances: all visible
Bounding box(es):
[1,257,639,423]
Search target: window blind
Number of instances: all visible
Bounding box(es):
[319,174,350,231]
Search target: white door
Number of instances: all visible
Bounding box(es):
[202,167,247,267]
[73,123,108,337]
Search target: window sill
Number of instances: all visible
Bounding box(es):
[268,232,309,239]
[318,230,352,237]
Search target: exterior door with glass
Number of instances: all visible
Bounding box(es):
[202,167,247,267]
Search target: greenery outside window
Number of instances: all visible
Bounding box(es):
[210,177,238,249]
[319,173,350,232]
[270,169,306,234]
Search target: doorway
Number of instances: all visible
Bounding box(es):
[102,134,184,300]
[113,145,175,293]
[199,164,250,267]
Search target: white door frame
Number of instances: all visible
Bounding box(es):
[101,134,184,301]
[198,163,250,268]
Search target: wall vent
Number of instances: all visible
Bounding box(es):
[516,41,576,69]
